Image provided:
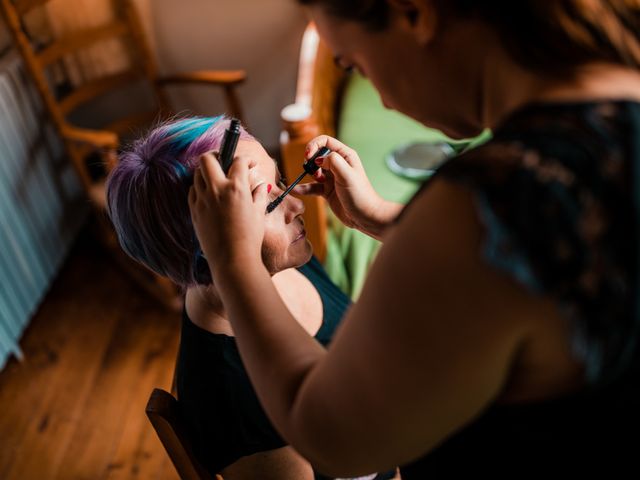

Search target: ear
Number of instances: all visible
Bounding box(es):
[387,0,438,46]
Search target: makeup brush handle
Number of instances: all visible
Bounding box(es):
[303,146,331,175]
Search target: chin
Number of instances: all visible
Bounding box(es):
[267,240,314,274]
[289,239,314,268]
[426,114,485,140]
[295,240,314,267]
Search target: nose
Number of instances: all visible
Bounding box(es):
[283,193,305,223]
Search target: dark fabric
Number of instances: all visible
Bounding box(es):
[401,364,640,478]
[176,256,352,475]
[398,100,640,478]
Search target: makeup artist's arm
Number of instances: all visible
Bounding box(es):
[293,136,403,241]
[190,154,541,477]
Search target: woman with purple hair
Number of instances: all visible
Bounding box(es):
[106,116,395,480]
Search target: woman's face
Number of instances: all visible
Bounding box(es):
[237,140,313,274]
[307,3,487,138]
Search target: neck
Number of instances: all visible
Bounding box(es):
[187,268,292,335]
[480,46,640,131]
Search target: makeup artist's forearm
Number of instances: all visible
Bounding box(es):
[359,200,404,241]
[214,261,326,426]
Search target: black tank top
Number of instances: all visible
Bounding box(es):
[176,256,349,474]
[399,100,640,477]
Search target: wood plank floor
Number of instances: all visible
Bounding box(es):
[0,231,182,480]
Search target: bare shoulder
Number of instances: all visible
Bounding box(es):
[308,177,576,471]
[185,287,234,336]
[381,178,585,403]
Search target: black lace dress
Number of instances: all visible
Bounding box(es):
[399,100,640,478]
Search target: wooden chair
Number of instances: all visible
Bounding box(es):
[0,0,246,309]
[280,23,346,262]
[146,388,223,480]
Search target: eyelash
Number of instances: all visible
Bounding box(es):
[267,180,287,201]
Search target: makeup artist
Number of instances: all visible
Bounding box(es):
[188,1,640,477]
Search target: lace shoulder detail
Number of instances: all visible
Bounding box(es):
[432,104,640,387]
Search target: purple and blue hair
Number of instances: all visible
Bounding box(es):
[106,116,253,288]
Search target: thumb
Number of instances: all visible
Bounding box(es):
[319,152,353,183]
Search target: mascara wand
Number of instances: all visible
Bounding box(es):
[267,147,331,213]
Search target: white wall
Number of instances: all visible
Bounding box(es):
[148,0,308,151]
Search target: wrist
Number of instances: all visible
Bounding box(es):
[357,197,403,240]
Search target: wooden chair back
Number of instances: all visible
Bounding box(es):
[1,0,244,201]
[146,388,222,480]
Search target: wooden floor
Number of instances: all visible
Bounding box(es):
[0,232,182,480]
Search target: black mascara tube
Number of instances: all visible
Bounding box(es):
[219,118,241,174]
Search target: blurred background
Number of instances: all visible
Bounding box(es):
[0,1,487,478]
[0,0,308,150]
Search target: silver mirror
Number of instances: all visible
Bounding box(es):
[386,142,454,180]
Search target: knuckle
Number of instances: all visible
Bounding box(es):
[328,152,342,163]
[313,135,328,146]
[344,146,356,157]
[230,180,243,192]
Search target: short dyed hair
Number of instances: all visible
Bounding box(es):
[106,116,253,287]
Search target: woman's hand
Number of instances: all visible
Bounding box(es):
[189,152,270,276]
[293,136,401,240]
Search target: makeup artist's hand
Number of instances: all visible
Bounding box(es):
[293,136,402,240]
[189,152,270,274]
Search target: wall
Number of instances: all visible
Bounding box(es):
[148,0,308,151]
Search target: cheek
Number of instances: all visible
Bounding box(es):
[260,219,290,271]
[261,219,313,272]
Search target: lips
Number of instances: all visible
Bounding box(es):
[292,229,306,243]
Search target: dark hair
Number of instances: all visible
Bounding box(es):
[298,0,640,73]
[298,0,390,30]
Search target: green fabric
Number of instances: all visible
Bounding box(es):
[324,74,490,299]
